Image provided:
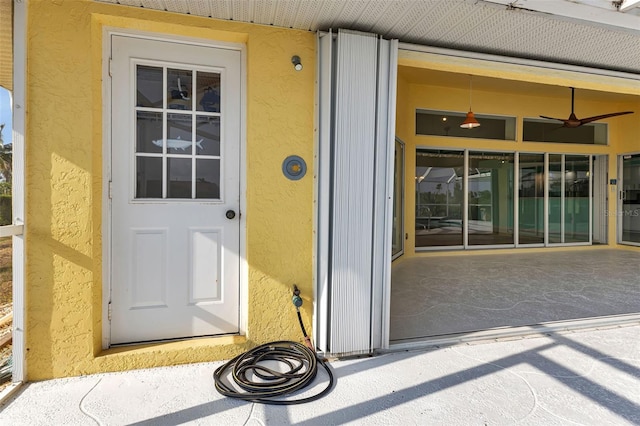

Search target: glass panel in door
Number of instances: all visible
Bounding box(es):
[518,153,545,244]
[468,152,514,245]
[548,154,563,243]
[564,155,590,243]
[621,154,640,244]
[135,65,222,200]
[415,149,464,248]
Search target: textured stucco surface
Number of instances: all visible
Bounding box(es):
[26,1,315,379]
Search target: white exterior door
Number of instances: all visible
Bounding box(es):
[109,35,241,344]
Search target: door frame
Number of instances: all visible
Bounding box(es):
[592,155,608,244]
[617,152,640,246]
[101,28,247,349]
[392,137,405,261]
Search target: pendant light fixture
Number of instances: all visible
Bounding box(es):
[460,75,480,129]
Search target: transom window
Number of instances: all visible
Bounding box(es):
[416,109,516,141]
[523,118,607,144]
[135,64,223,199]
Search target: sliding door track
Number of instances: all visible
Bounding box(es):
[384,313,640,353]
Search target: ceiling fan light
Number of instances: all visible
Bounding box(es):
[460,111,480,128]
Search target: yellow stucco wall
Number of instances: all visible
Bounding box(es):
[395,53,640,258]
[27,1,315,380]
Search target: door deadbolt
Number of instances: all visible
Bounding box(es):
[226,210,236,220]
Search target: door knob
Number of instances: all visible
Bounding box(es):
[226,210,236,220]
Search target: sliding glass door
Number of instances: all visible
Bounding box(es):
[548,154,563,243]
[518,154,545,244]
[468,152,514,246]
[415,150,464,248]
[619,154,640,245]
[564,155,590,243]
[549,154,591,244]
[416,149,592,250]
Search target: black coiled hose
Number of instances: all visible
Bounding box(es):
[213,310,334,405]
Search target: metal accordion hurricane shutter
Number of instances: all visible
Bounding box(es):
[316,29,398,356]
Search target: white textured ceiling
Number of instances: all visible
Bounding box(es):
[97,0,640,74]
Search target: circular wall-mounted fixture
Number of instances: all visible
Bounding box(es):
[282,155,307,180]
[291,55,303,71]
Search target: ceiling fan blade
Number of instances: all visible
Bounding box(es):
[579,111,634,125]
[539,115,566,122]
[541,87,634,128]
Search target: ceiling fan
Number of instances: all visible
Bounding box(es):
[540,87,634,128]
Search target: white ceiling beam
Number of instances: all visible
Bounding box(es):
[482,0,640,32]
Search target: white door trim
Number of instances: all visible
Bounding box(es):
[102,28,247,348]
[617,152,640,246]
[592,155,608,244]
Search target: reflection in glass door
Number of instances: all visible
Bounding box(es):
[548,154,563,243]
[414,149,593,250]
[620,154,640,245]
[415,150,464,248]
[564,155,590,243]
[468,152,514,246]
[547,154,591,244]
[518,154,545,244]
[135,65,222,200]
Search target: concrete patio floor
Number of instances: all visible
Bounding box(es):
[391,248,640,343]
[0,323,639,425]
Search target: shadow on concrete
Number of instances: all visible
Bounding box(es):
[130,327,639,425]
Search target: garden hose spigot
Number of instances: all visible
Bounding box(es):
[292,284,303,309]
[292,284,313,351]
[213,283,335,404]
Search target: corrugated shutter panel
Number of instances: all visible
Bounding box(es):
[329,30,379,354]
[316,29,397,356]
